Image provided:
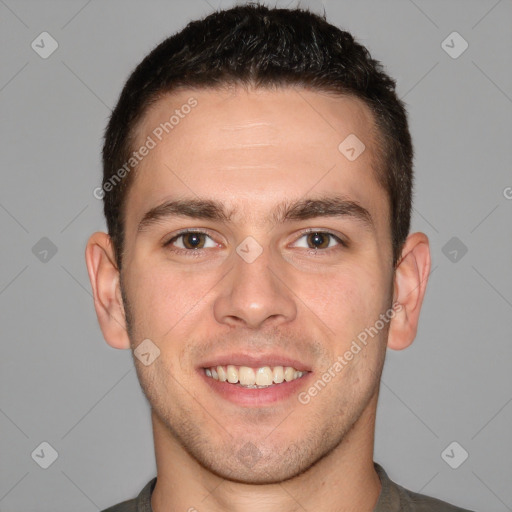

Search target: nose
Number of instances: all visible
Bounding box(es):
[213,246,297,330]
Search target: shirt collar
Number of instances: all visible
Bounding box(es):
[137,462,399,512]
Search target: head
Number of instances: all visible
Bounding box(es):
[86,3,430,485]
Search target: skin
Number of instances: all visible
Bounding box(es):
[85,86,431,512]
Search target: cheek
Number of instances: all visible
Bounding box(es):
[127,258,222,342]
[125,261,181,337]
[295,263,388,333]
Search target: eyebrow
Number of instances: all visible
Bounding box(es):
[137,195,374,233]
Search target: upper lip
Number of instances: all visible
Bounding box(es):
[198,353,312,372]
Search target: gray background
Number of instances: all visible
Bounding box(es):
[1,0,511,510]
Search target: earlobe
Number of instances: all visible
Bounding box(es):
[387,232,431,351]
[85,232,131,350]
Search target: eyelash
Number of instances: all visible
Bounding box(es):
[163,228,348,257]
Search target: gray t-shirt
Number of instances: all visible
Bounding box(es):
[101,463,475,512]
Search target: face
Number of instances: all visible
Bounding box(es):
[119,86,395,483]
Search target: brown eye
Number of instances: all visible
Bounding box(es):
[181,232,206,249]
[306,232,331,249]
[291,231,346,251]
[165,231,217,251]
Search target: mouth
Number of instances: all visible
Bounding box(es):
[198,356,313,406]
[203,364,308,388]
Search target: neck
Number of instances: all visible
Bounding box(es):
[150,392,382,512]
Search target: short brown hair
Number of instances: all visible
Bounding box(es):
[102,3,413,270]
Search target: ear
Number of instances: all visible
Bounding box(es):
[387,232,431,351]
[85,232,131,350]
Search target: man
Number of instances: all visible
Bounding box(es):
[85,3,474,511]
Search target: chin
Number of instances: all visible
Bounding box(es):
[192,439,321,485]
[203,459,308,485]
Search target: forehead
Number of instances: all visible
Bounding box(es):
[138,86,377,161]
[125,86,386,232]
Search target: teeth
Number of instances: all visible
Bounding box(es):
[226,365,238,384]
[204,365,307,387]
[217,365,227,382]
[284,367,295,382]
[256,367,273,386]
[239,366,256,386]
[273,366,284,384]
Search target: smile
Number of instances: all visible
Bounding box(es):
[204,365,308,388]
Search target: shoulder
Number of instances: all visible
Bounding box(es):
[100,477,157,512]
[374,463,476,512]
[101,498,137,512]
[396,483,476,512]
[100,498,138,512]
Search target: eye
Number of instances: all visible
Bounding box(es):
[163,229,346,256]
[291,231,346,250]
[164,230,217,251]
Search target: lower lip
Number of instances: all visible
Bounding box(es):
[199,369,313,407]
